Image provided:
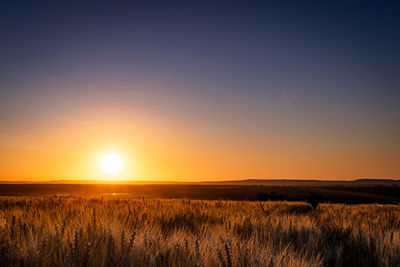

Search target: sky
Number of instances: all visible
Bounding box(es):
[0,1,399,181]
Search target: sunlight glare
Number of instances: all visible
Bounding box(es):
[100,153,123,175]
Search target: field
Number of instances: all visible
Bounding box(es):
[0,180,400,204]
[0,196,399,267]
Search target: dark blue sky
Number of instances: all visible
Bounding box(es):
[0,1,399,180]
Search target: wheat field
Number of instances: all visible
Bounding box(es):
[0,197,399,267]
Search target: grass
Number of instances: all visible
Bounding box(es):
[0,196,399,266]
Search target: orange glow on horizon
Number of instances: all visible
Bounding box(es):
[0,87,399,182]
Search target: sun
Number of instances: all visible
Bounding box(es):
[100,153,123,175]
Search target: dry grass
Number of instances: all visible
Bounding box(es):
[0,197,399,266]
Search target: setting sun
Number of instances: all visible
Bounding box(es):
[100,153,123,175]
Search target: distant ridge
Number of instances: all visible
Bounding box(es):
[0,178,399,187]
[198,178,400,187]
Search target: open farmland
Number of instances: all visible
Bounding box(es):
[0,181,399,204]
[0,196,399,266]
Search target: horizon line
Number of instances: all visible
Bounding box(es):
[0,177,399,184]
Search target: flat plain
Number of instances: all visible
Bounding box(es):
[0,179,399,203]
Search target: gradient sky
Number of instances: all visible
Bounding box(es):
[0,1,399,181]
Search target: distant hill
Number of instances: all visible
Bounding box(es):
[0,178,399,187]
[201,178,400,187]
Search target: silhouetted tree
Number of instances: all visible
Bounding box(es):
[256,192,284,201]
[307,192,324,209]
